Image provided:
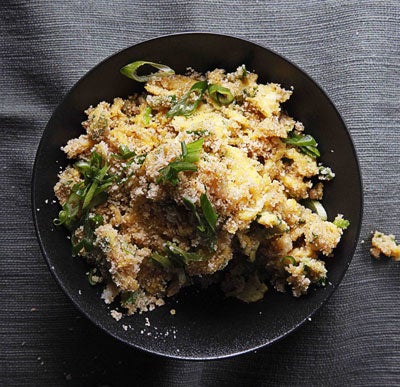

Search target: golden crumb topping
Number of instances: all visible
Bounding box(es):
[54,65,348,315]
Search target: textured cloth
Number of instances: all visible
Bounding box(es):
[1,1,400,386]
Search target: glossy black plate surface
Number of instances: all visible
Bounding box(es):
[32,33,362,360]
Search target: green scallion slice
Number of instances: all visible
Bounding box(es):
[120,61,175,82]
[156,139,204,186]
[304,199,327,221]
[284,134,316,147]
[283,132,320,159]
[281,256,296,266]
[88,268,98,285]
[200,193,217,233]
[208,84,234,105]
[143,106,152,125]
[183,193,218,250]
[151,252,172,269]
[166,242,205,265]
[166,81,208,117]
[184,138,204,163]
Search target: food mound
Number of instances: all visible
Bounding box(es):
[54,62,350,316]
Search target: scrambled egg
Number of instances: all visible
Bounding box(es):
[55,65,346,315]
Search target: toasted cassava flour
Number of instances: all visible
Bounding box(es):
[54,64,349,317]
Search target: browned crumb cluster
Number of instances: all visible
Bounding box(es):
[54,65,347,316]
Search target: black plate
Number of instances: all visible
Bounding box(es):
[32,33,363,360]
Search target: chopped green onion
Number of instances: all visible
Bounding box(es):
[281,256,296,266]
[121,291,138,305]
[143,106,152,125]
[54,152,111,254]
[183,197,204,230]
[167,161,198,173]
[284,134,316,147]
[200,193,217,233]
[113,145,137,160]
[90,213,104,227]
[156,166,177,186]
[88,268,98,285]
[74,160,91,175]
[88,191,108,207]
[152,243,206,269]
[184,138,204,163]
[151,252,172,269]
[71,239,84,256]
[208,84,234,105]
[238,64,248,79]
[301,146,320,159]
[112,145,146,165]
[156,139,204,186]
[156,161,197,186]
[304,199,327,221]
[70,210,104,256]
[165,242,205,265]
[120,61,175,82]
[283,132,320,159]
[186,129,210,136]
[333,217,350,229]
[111,146,146,184]
[82,181,98,209]
[318,166,335,181]
[183,193,218,250]
[166,81,207,118]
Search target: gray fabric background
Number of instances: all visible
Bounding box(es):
[1,0,399,385]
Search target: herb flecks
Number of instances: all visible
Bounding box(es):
[156,138,204,186]
[283,131,320,159]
